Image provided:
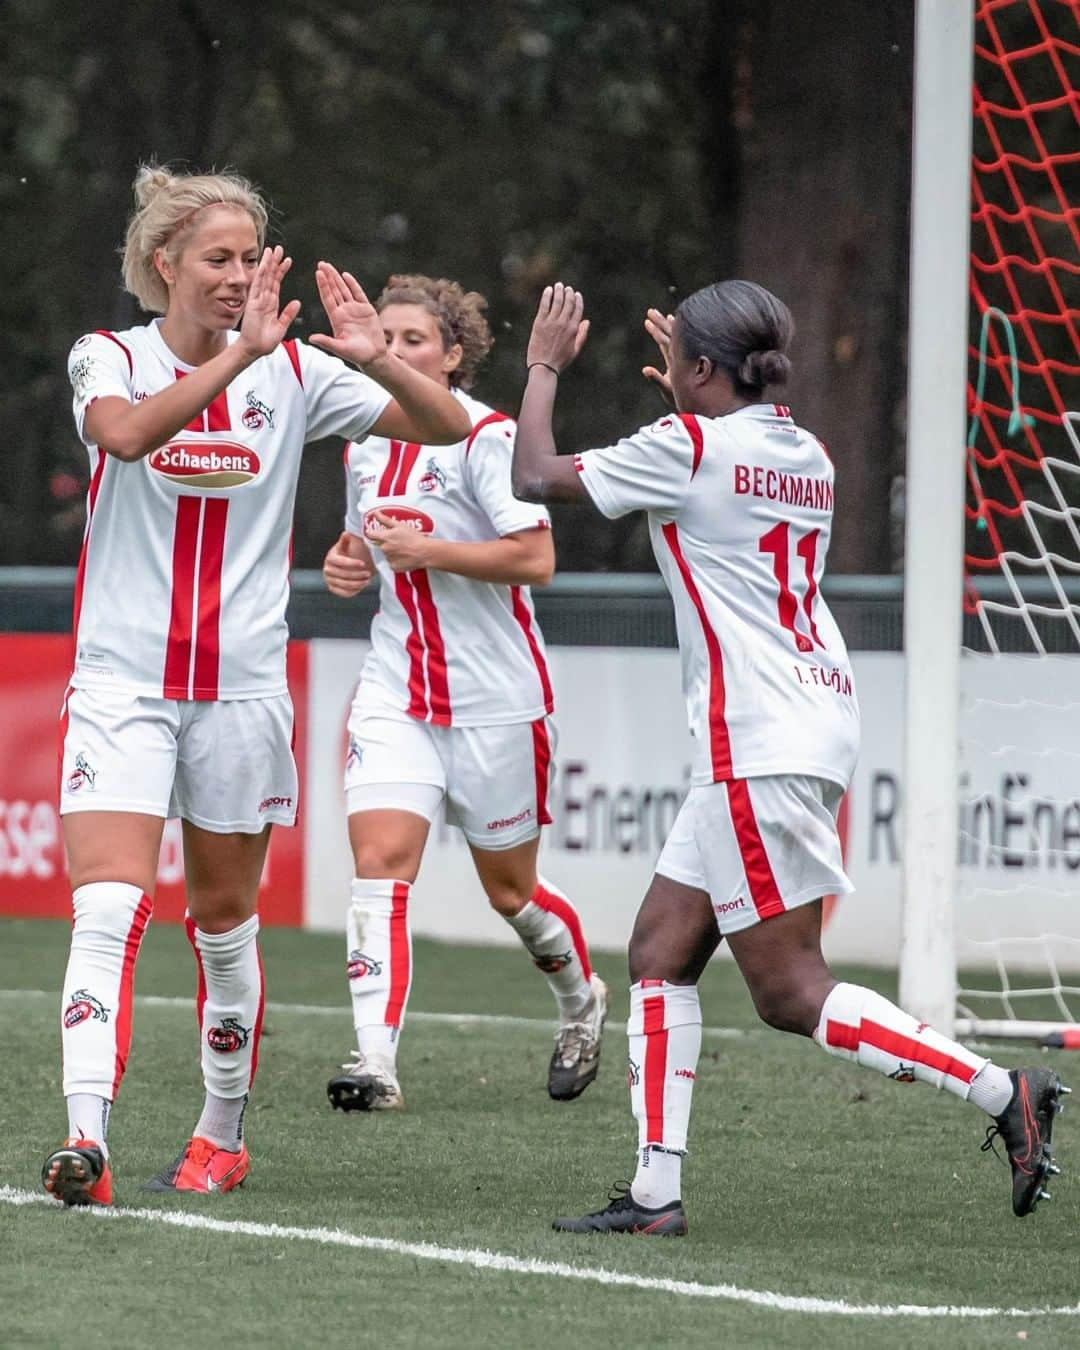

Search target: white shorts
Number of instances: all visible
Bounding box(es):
[344,700,555,851]
[59,686,298,833]
[656,775,852,935]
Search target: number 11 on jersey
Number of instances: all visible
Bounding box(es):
[759,522,824,654]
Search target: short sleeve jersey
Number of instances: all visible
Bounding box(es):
[343,389,554,727]
[575,405,860,789]
[67,321,391,699]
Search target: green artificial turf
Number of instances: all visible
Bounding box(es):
[0,918,1075,1350]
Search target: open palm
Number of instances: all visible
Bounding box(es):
[309,263,387,367]
[238,246,301,357]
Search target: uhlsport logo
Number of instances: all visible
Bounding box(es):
[627,1058,640,1088]
[64,989,110,1029]
[149,439,261,489]
[206,1016,251,1053]
[888,1063,917,1083]
[363,505,435,537]
[347,951,383,980]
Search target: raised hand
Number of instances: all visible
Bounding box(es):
[643,307,676,404]
[236,246,301,358]
[309,262,388,368]
[526,283,590,374]
[323,532,375,597]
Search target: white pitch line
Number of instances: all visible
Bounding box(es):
[0,988,748,1039]
[1,1187,1076,1320]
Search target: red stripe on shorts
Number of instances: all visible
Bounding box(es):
[726,779,786,921]
[111,894,153,1099]
[384,882,411,1027]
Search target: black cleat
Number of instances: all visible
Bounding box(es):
[553,1182,688,1236]
[41,1138,112,1207]
[327,1051,404,1112]
[981,1066,1069,1217]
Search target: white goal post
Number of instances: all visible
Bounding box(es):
[898,0,975,1037]
[900,0,1080,1044]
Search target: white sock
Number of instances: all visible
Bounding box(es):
[186,913,265,1110]
[347,878,412,1064]
[66,1094,111,1158]
[504,878,593,1020]
[632,1145,684,1209]
[194,1091,248,1151]
[967,1062,1016,1116]
[61,882,153,1101]
[627,980,701,1205]
[815,982,1004,1107]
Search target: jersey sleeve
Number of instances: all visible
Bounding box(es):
[295,341,394,444]
[67,333,134,445]
[574,414,697,519]
[343,444,364,535]
[464,418,552,537]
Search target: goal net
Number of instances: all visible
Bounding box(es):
[954,0,1080,1042]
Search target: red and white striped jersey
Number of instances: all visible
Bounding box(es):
[67,321,391,699]
[575,404,860,788]
[344,390,554,727]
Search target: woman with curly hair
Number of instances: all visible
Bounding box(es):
[322,275,608,1113]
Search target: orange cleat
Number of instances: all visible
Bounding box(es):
[42,1138,113,1207]
[142,1136,249,1194]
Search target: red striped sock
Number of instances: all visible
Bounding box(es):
[61,882,152,1103]
[347,878,412,1060]
[815,982,988,1098]
[506,879,592,1019]
[627,981,702,1154]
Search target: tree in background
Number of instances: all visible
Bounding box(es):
[3,0,936,572]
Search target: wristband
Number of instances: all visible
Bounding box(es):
[527,361,560,376]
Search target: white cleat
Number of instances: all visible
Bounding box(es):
[327,1051,404,1112]
[548,973,609,1101]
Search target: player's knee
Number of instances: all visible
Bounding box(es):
[186,889,255,934]
[353,842,420,882]
[485,881,530,917]
[748,979,817,1036]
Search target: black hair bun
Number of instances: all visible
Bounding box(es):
[738,349,792,388]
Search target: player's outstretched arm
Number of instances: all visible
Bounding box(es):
[512,283,592,505]
[309,262,470,445]
[84,246,300,462]
[323,531,375,598]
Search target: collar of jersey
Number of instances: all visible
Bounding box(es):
[148,318,241,375]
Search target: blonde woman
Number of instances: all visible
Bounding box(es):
[44,167,469,1207]
[322,275,607,1113]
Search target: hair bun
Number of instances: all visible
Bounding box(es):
[131,164,177,209]
[738,349,791,389]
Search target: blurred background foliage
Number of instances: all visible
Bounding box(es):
[0,0,1054,575]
